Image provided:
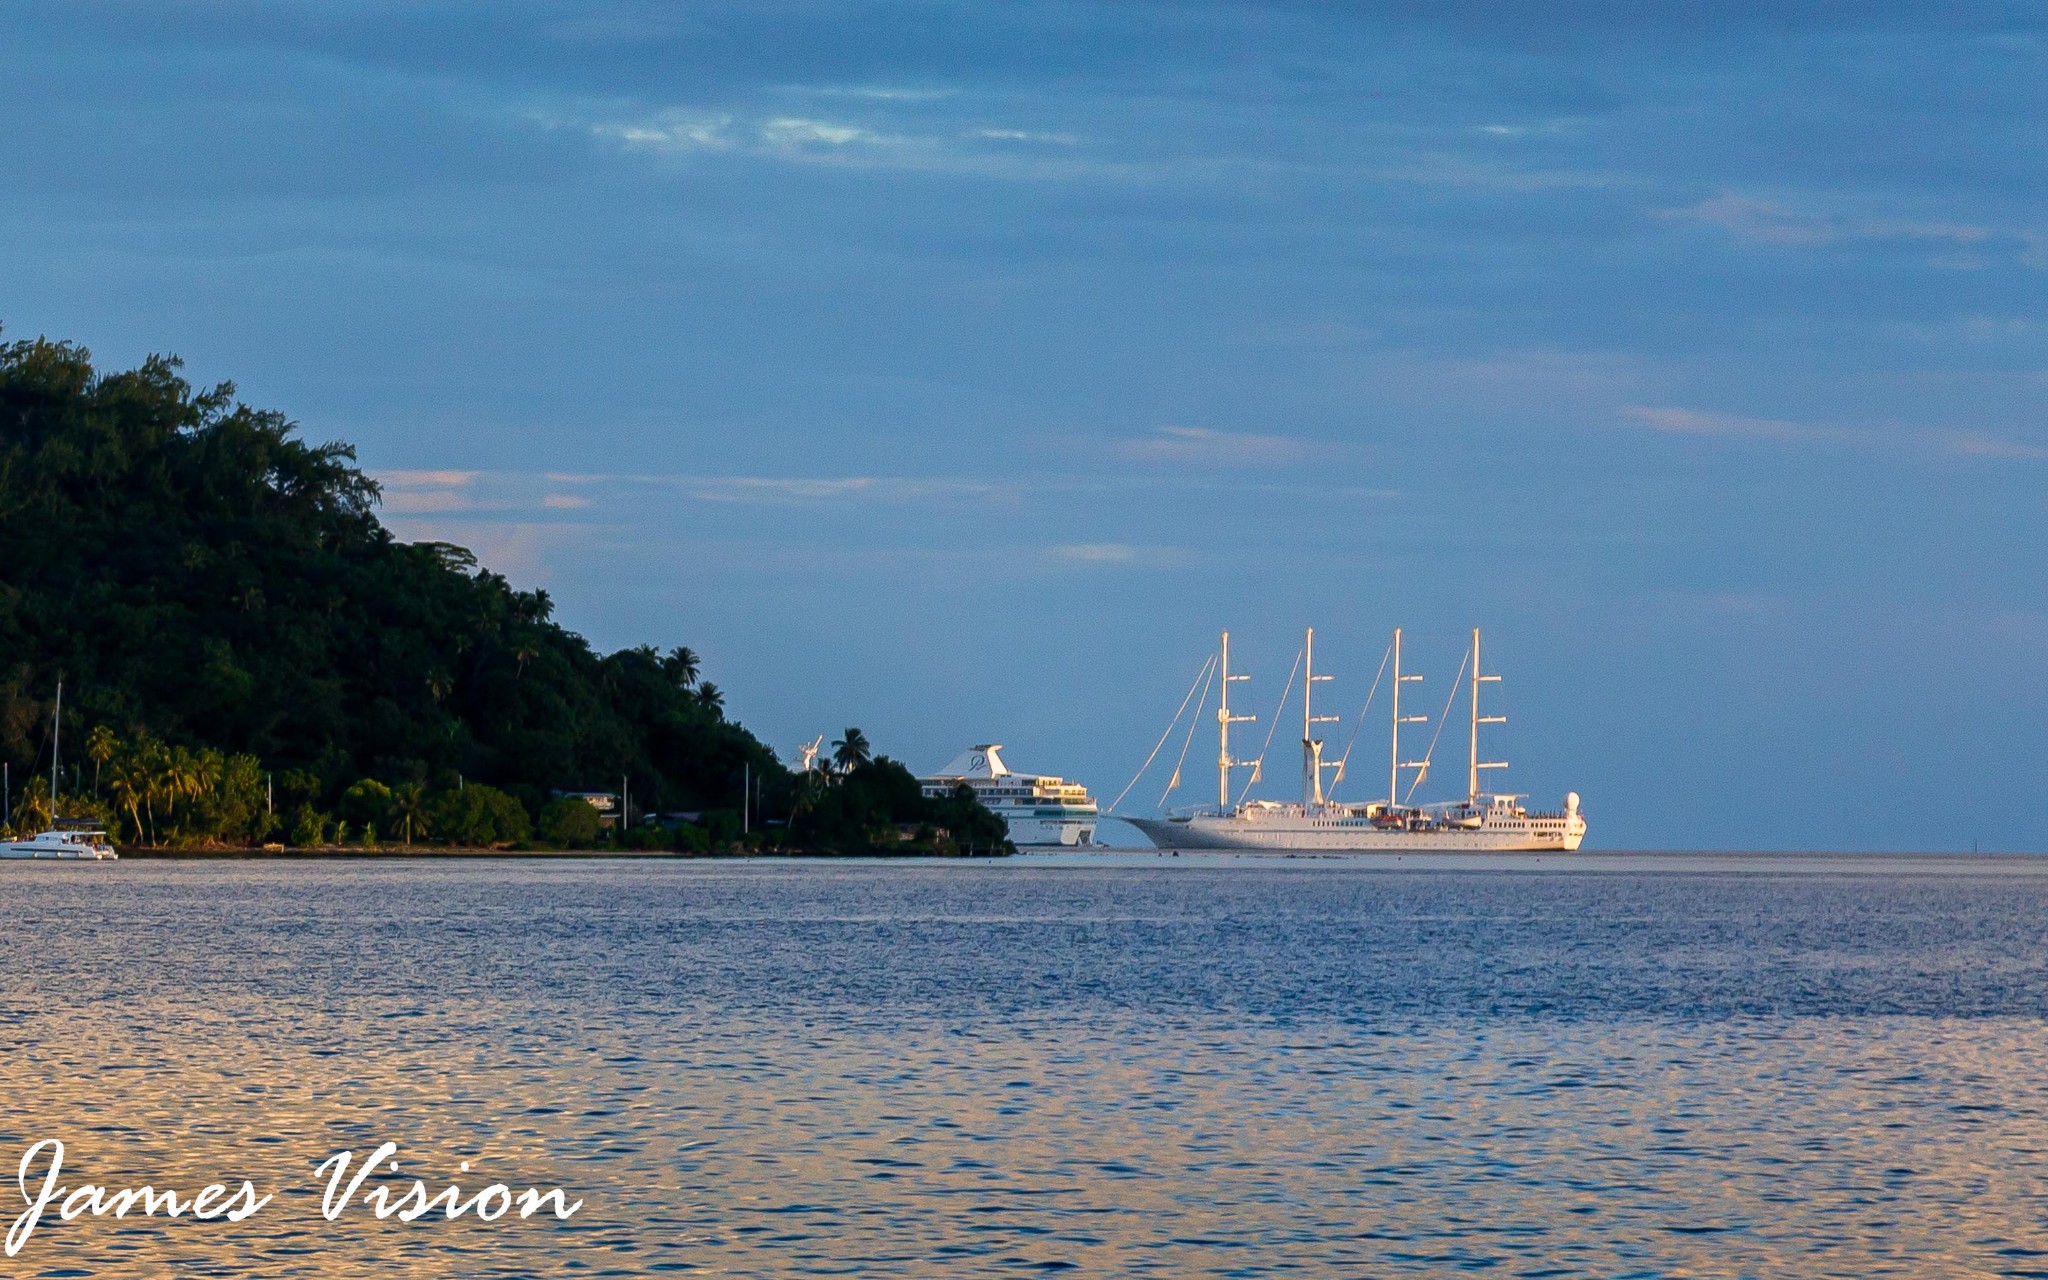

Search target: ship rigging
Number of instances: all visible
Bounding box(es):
[1113,628,1585,852]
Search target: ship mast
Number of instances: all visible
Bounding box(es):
[50,681,61,823]
[1216,630,1255,811]
[1389,629,1426,809]
[1301,628,1337,807]
[1467,627,1507,804]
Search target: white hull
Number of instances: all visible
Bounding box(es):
[921,745,1101,850]
[1,831,119,860]
[1003,817,1097,847]
[0,849,118,860]
[1123,814,1582,852]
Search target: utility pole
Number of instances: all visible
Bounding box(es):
[742,762,750,836]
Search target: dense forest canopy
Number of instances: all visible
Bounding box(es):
[0,331,1006,853]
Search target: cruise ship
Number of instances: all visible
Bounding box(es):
[921,745,1099,847]
[1119,628,1586,852]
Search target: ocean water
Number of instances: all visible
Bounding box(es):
[5,856,2048,1277]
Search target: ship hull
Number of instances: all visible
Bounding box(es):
[1003,817,1097,847]
[1121,816,1583,852]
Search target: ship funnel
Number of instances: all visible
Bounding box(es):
[1565,791,1580,815]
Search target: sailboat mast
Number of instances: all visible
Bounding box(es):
[1389,629,1426,808]
[1303,628,1314,807]
[1216,631,1255,811]
[50,681,61,821]
[1218,630,1232,810]
[1468,628,1480,804]
[1388,629,1401,808]
[1302,627,1337,808]
[1469,627,1506,804]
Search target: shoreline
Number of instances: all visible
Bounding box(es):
[74,847,2048,874]
[108,846,1013,860]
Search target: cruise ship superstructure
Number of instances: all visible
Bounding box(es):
[921,745,1099,847]
[1121,628,1585,852]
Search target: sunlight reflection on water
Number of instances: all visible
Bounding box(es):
[4,859,2048,1277]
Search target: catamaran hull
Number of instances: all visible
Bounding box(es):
[1121,816,1584,852]
[0,847,118,859]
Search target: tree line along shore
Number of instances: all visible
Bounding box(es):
[0,330,1010,856]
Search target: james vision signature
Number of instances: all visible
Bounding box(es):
[7,1139,584,1256]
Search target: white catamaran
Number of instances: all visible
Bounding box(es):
[1120,628,1584,852]
[2,682,119,860]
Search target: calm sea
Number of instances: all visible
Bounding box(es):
[6,855,2048,1277]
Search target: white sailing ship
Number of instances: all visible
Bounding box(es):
[1120,628,1585,852]
[920,745,1099,847]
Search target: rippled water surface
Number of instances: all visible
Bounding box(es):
[6,857,2048,1277]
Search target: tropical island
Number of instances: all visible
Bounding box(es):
[0,330,1010,856]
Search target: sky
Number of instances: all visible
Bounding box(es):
[6,1,2046,850]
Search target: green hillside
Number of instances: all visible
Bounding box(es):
[0,331,1005,854]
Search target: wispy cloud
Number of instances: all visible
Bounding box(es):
[376,468,478,488]
[602,109,737,152]
[675,475,993,503]
[595,106,919,162]
[372,468,604,517]
[1621,405,2048,459]
[1118,425,1317,466]
[789,85,959,102]
[1051,542,1137,562]
[382,489,473,514]
[1663,195,2046,267]
[1474,118,1584,139]
[1047,542,1187,568]
[1927,430,2048,460]
[575,99,1148,182]
[375,520,590,586]
[535,471,995,504]
[1620,405,1860,445]
[974,128,1079,145]
[391,468,991,505]
[1374,153,1634,192]
[759,117,896,149]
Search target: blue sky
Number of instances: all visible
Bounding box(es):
[7,2,2046,849]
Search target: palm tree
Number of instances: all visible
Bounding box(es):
[831,727,871,774]
[787,767,831,833]
[11,777,51,835]
[162,745,204,842]
[391,781,430,846]
[108,762,146,846]
[664,646,701,690]
[695,682,724,717]
[134,738,170,846]
[85,726,116,798]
